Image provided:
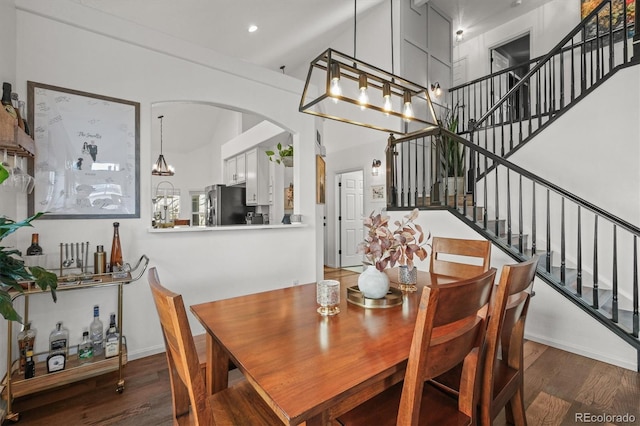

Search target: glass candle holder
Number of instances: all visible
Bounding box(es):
[317,279,340,316]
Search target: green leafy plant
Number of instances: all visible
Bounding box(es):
[439,104,465,178]
[265,143,293,166]
[358,208,431,272]
[0,163,57,322]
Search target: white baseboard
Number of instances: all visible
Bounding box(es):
[127,344,165,361]
[524,331,637,371]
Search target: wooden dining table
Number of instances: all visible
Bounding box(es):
[190,269,462,426]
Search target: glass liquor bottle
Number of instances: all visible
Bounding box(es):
[78,331,93,364]
[24,351,35,379]
[104,313,120,358]
[1,82,17,120]
[90,305,104,356]
[17,322,36,374]
[109,222,123,273]
[26,233,43,256]
[49,321,69,356]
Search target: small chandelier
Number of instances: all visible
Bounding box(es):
[152,115,175,176]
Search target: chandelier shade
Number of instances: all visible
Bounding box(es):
[299,48,439,136]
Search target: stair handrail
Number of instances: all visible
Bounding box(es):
[390,127,640,238]
[472,0,629,130]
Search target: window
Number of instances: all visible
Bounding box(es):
[191,192,206,226]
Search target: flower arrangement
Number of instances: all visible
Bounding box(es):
[358,208,431,272]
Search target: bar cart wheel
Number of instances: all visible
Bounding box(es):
[6,412,20,422]
[116,380,125,393]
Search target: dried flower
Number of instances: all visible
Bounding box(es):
[357,208,431,272]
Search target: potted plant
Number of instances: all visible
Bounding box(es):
[357,208,431,297]
[0,164,57,322]
[265,143,293,167]
[438,104,465,194]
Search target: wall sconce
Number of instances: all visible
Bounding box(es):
[430,82,442,97]
[371,159,382,176]
[152,115,175,176]
[456,29,464,42]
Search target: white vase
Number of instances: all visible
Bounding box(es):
[358,266,390,299]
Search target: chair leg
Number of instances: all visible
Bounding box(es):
[506,385,527,426]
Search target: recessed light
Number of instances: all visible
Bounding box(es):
[248,24,258,33]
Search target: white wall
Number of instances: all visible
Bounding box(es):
[1,0,320,381]
[512,66,640,225]
[0,0,16,86]
[455,0,579,82]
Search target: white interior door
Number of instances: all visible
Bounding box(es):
[339,170,364,267]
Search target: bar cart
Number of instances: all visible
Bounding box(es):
[1,254,149,422]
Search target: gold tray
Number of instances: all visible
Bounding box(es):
[346,286,403,309]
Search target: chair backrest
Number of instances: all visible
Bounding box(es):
[397,267,497,425]
[429,237,491,278]
[148,267,214,425]
[480,256,538,419]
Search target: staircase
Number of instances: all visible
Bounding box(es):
[385,0,640,370]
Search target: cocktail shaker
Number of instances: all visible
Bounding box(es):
[94,245,107,274]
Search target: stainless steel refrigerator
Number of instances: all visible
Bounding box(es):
[205,184,254,226]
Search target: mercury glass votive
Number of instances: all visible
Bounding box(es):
[317,279,340,316]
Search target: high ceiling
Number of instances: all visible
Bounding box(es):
[73,0,556,75]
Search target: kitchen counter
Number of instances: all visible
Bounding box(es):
[147,223,305,233]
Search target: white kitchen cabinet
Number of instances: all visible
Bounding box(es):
[245,148,270,205]
[225,152,246,186]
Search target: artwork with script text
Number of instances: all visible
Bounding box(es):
[27,82,140,219]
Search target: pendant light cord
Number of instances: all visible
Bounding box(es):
[354,0,357,59]
[390,0,394,76]
[158,115,164,153]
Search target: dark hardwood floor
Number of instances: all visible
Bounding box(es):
[6,268,639,426]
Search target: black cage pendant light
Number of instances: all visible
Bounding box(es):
[299,0,439,136]
[152,115,175,176]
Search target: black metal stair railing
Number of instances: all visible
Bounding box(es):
[385,128,640,364]
[450,0,635,158]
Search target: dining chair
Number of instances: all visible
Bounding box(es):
[337,267,497,426]
[432,256,539,426]
[479,256,538,426]
[429,236,491,278]
[148,267,282,426]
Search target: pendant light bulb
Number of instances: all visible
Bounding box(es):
[402,90,414,120]
[382,82,392,114]
[329,62,342,102]
[358,74,369,110]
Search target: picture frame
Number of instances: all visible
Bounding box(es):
[316,155,325,204]
[27,82,140,219]
[580,0,635,40]
[371,185,385,201]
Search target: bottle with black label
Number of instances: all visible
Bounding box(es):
[17,322,36,374]
[104,313,120,358]
[26,233,43,256]
[49,321,69,356]
[1,82,17,120]
[25,350,35,379]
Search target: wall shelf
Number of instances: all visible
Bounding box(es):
[0,112,34,158]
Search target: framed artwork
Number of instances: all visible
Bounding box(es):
[371,185,385,201]
[581,0,635,40]
[285,184,294,211]
[27,82,140,219]
[316,155,325,204]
